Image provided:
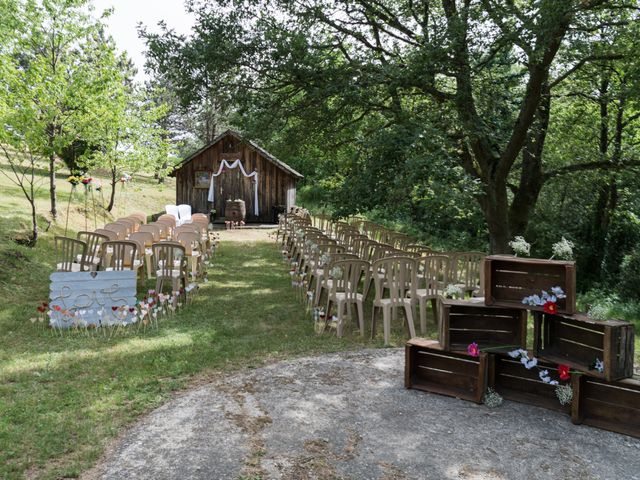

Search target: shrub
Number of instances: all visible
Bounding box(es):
[618,249,640,301]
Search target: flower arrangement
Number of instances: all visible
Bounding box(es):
[329,266,343,279]
[551,237,574,260]
[508,236,531,256]
[67,175,85,186]
[483,388,503,408]
[522,286,565,314]
[35,287,197,336]
[444,283,463,299]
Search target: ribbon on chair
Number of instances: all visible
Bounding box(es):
[207,159,259,216]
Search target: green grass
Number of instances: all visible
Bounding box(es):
[0,158,397,479]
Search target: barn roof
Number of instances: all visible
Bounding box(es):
[173,129,304,179]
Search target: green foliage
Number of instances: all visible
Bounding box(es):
[619,249,640,301]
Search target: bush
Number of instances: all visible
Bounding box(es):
[618,249,640,301]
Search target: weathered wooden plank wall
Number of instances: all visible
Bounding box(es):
[175,135,297,222]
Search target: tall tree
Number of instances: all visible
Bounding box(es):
[146,0,640,252]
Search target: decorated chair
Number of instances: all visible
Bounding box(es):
[129,232,154,279]
[54,236,86,272]
[408,254,450,335]
[100,241,141,272]
[326,259,371,337]
[152,242,187,294]
[76,231,109,271]
[176,231,202,279]
[371,256,417,345]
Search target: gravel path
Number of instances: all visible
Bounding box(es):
[85,349,640,480]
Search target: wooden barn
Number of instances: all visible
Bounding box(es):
[172,130,303,223]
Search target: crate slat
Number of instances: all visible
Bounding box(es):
[572,375,640,439]
[488,353,574,414]
[484,256,576,314]
[534,312,634,381]
[405,339,488,404]
[438,299,527,352]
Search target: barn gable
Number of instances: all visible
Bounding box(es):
[173,130,303,223]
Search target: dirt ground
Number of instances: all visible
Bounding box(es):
[84,349,640,480]
[214,226,276,243]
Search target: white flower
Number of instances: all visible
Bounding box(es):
[594,358,604,373]
[520,357,529,367]
[508,349,521,358]
[524,357,538,369]
[551,237,574,260]
[509,236,531,256]
[538,369,549,380]
[444,284,463,299]
[549,380,559,386]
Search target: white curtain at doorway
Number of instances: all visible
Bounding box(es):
[207,159,259,216]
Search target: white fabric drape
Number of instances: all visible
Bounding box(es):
[207,159,259,215]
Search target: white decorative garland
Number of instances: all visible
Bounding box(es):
[207,159,259,215]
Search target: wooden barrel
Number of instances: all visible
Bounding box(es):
[226,199,246,222]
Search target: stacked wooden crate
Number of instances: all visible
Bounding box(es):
[405,255,638,438]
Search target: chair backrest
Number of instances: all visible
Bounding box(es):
[129,211,147,224]
[158,214,177,228]
[372,257,417,305]
[405,243,428,254]
[329,259,371,301]
[138,224,161,242]
[103,223,128,240]
[95,228,118,241]
[116,218,136,233]
[191,213,208,223]
[175,224,199,236]
[129,231,154,249]
[101,241,138,270]
[165,205,180,220]
[152,242,186,278]
[150,222,170,239]
[77,231,109,262]
[176,231,201,255]
[177,204,192,221]
[416,255,451,297]
[452,251,486,292]
[369,242,396,263]
[54,236,87,272]
[191,218,208,233]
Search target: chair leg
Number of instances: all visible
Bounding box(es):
[371,306,378,339]
[404,303,416,339]
[356,300,364,336]
[336,300,344,338]
[419,298,427,335]
[431,298,438,326]
[383,305,391,346]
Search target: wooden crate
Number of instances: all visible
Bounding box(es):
[438,298,527,352]
[533,311,634,381]
[405,338,488,404]
[571,375,640,439]
[488,353,575,414]
[484,255,576,314]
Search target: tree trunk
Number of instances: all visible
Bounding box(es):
[481,179,511,254]
[107,167,117,212]
[29,196,38,247]
[49,152,57,219]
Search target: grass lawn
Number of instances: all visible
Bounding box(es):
[0,161,396,479]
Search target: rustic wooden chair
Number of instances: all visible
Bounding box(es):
[326,259,371,337]
[76,231,109,271]
[129,232,154,279]
[152,242,187,294]
[409,254,451,335]
[100,241,141,272]
[371,256,417,345]
[103,223,128,240]
[54,236,86,272]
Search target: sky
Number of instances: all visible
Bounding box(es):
[92,0,195,81]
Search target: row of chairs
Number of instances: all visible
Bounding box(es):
[54,212,217,293]
[279,211,485,345]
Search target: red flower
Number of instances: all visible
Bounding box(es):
[42,302,48,307]
[129,307,135,313]
[543,301,558,314]
[111,306,118,311]
[467,342,479,357]
[54,305,62,312]
[37,305,46,313]
[558,364,571,381]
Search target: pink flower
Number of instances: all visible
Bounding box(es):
[467,342,479,357]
